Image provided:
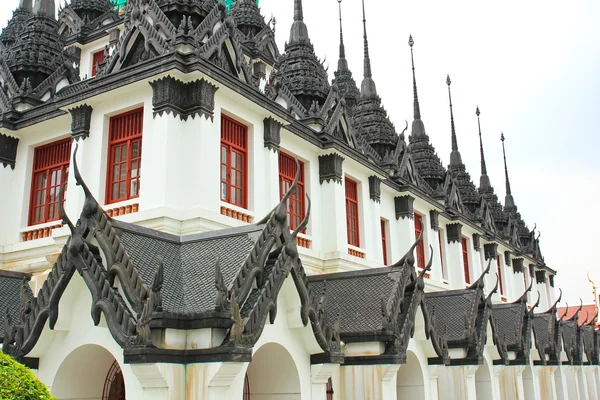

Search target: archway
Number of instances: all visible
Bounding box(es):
[52,344,125,400]
[246,342,301,399]
[475,359,493,399]
[396,351,425,399]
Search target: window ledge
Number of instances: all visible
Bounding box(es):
[21,222,63,242]
[220,204,253,223]
[296,232,312,249]
[105,202,139,217]
[347,245,366,259]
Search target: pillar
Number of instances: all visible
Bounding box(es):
[311,364,338,400]
[438,365,479,400]
[340,364,400,400]
[445,223,465,289]
[318,153,347,258]
[391,195,415,263]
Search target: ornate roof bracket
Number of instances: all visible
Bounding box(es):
[0,133,19,169]
[150,76,218,121]
[394,195,414,220]
[532,289,563,365]
[318,153,344,185]
[368,175,381,203]
[69,104,93,141]
[263,117,282,152]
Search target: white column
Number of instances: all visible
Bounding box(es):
[586,366,599,400]
[444,223,465,290]
[438,365,479,400]
[390,195,415,263]
[427,365,444,400]
[130,363,185,400]
[311,364,338,400]
[577,366,589,400]
[320,177,347,257]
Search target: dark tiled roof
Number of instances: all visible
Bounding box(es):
[0,271,33,341]
[424,289,480,343]
[116,221,263,315]
[308,267,402,335]
[492,302,526,346]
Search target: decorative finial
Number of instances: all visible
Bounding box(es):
[294,0,303,21]
[477,106,491,192]
[409,35,421,120]
[362,0,371,78]
[33,0,55,19]
[501,132,516,210]
[337,0,348,71]
[447,75,462,166]
[19,0,33,11]
[359,0,377,98]
[289,0,309,44]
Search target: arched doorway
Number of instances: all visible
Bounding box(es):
[52,344,125,400]
[396,351,425,399]
[475,360,493,399]
[246,342,301,399]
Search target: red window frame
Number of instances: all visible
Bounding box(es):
[221,115,248,208]
[345,177,360,247]
[29,138,72,226]
[106,108,143,204]
[243,374,250,400]
[462,237,470,284]
[91,49,105,77]
[497,256,505,295]
[414,213,426,269]
[278,152,305,232]
[102,360,126,400]
[381,219,388,265]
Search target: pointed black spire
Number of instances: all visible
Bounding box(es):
[477,106,492,192]
[409,35,427,139]
[289,0,309,44]
[33,0,55,19]
[337,0,348,71]
[19,0,32,11]
[501,133,516,211]
[360,0,377,98]
[447,75,462,166]
[409,35,420,120]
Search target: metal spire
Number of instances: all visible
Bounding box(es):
[359,0,377,98]
[289,0,309,44]
[19,0,32,11]
[409,35,420,120]
[447,75,462,166]
[501,133,516,210]
[477,107,492,191]
[294,0,303,21]
[33,0,55,18]
[337,0,348,71]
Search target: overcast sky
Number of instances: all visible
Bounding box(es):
[2,0,599,306]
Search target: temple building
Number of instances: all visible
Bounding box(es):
[0,0,597,399]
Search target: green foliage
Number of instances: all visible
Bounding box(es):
[0,351,54,400]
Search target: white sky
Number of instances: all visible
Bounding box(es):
[2,0,599,305]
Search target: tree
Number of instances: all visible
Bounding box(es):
[0,351,54,400]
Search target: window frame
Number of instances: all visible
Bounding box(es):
[461,236,471,285]
[345,177,360,247]
[380,218,388,265]
[91,49,105,77]
[220,114,248,209]
[278,151,306,232]
[106,108,144,205]
[414,213,426,270]
[28,138,72,226]
[497,255,505,296]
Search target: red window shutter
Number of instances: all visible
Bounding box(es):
[91,50,105,77]
[220,115,248,208]
[414,214,425,269]
[278,152,305,232]
[462,237,470,284]
[106,108,144,204]
[380,219,387,265]
[497,256,504,295]
[345,178,360,247]
[29,138,72,226]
